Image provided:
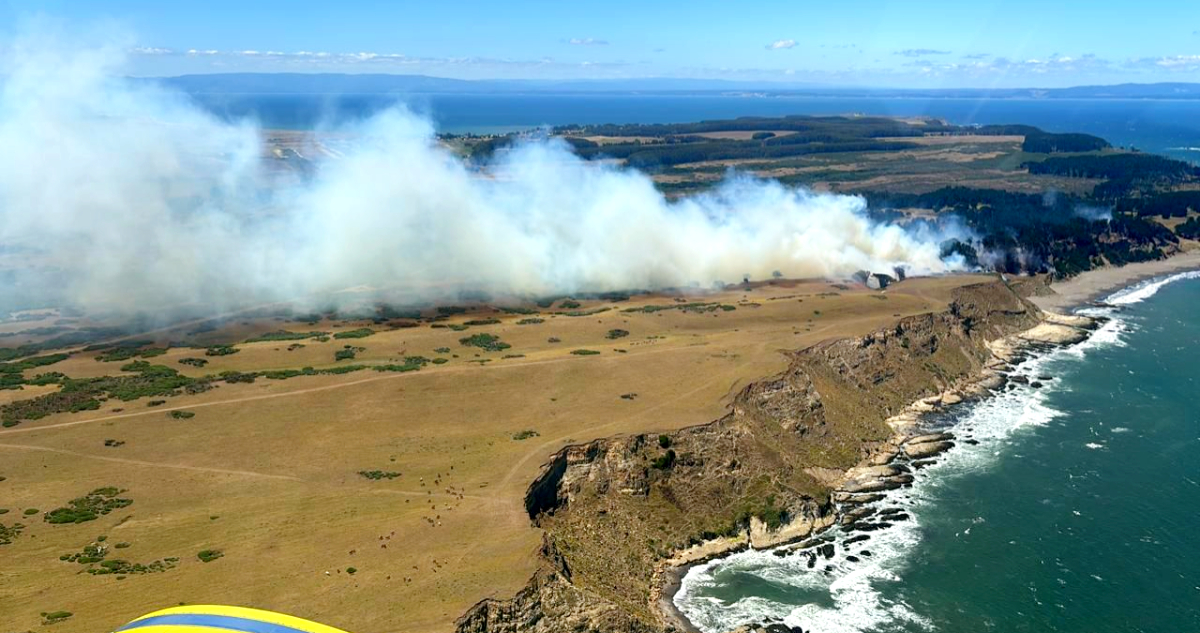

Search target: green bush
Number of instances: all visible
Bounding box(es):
[42,611,73,624]
[606,329,630,339]
[205,345,239,357]
[651,450,676,470]
[561,308,610,317]
[0,521,25,545]
[197,549,224,563]
[179,358,208,367]
[24,508,38,515]
[516,318,545,325]
[658,434,671,448]
[570,349,600,356]
[96,347,167,362]
[464,318,500,326]
[44,488,132,525]
[169,411,195,420]
[358,470,401,480]
[334,348,358,361]
[459,333,511,352]
[512,429,539,441]
[334,328,375,339]
[346,567,357,575]
[243,330,328,343]
[559,300,581,309]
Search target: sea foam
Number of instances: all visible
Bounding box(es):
[673,296,1135,633]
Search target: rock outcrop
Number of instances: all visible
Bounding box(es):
[455,277,1093,633]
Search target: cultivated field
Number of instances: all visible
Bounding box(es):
[0,275,990,633]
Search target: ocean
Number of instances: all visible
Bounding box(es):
[674,273,1200,633]
[189,93,1200,163]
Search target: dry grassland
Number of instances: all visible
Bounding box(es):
[0,275,988,633]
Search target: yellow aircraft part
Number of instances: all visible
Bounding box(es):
[112,605,352,633]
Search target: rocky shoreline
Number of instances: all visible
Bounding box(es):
[455,276,1099,633]
[656,306,1101,633]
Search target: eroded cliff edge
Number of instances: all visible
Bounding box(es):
[455,276,1093,633]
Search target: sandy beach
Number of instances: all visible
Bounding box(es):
[1031,247,1200,312]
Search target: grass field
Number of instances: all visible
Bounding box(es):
[0,275,990,633]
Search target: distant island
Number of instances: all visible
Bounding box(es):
[149,73,1200,100]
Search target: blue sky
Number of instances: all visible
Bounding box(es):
[3,0,1200,87]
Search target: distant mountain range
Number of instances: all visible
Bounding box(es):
[148,74,1200,100]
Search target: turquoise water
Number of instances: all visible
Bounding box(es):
[675,274,1200,633]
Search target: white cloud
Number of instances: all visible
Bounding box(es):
[567,38,608,46]
[1137,54,1200,69]
[766,39,797,50]
[895,48,951,57]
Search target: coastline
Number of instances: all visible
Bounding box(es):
[1029,248,1200,312]
[660,296,1101,633]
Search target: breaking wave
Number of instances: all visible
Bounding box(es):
[673,297,1136,633]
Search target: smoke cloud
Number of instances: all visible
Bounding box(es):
[0,35,969,317]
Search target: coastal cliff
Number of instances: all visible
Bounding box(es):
[456,276,1094,633]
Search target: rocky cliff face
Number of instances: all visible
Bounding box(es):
[457,279,1048,633]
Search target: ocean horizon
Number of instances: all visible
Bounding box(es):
[188,93,1200,164]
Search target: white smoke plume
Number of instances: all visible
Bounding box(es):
[0,34,968,317]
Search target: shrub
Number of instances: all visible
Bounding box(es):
[512,429,539,440]
[658,434,671,448]
[434,347,451,354]
[547,337,562,343]
[0,521,25,545]
[335,348,358,361]
[517,318,545,325]
[561,308,610,317]
[244,330,328,343]
[197,549,224,563]
[459,333,511,352]
[358,470,401,480]
[431,358,449,365]
[169,411,195,420]
[44,488,132,524]
[334,328,375,339]
[42,611,73,624]
[346,567,357,575]
[220,371,256,384]
[205,345,239,356]
[606,329,630,339]
[651,450,677,470]
[464,318,500,326]
[96,347,167,362]
[178,357,208,367]
[559,300,581,309]
[570,349,600,356]
[24,508,38,515]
